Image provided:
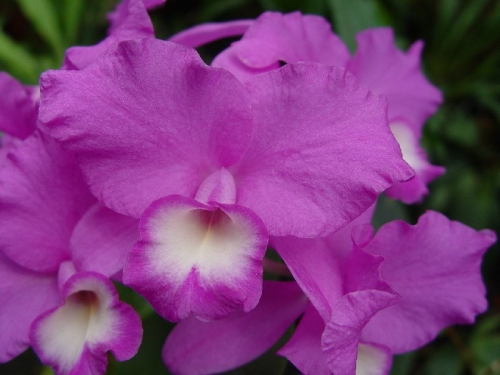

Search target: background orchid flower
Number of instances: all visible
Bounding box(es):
[272,209,495,375]
[0,131,141,373]
[39,37,412,322]
[179,11,443,204]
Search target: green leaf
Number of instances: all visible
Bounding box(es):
[63,0,86,45]
[199,0,247,21]
[327,0,389,51]
[390,351,417,375]
[15,0,64,57]
[471,337,500,375]
[471,315,500,340]
[40,366,55,375]
[0,30,39,83]
[115,282,155,320]
[372,194,410,230]
[257,0,327,14]
[422,343,464,375]
[440,0,490,51]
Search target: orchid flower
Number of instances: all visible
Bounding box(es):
[39,36,412,322]
[0,131,141,374]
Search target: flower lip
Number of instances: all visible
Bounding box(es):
[30,272,142,375]
[123,194,268,322]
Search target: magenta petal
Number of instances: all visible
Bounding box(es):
[278,304,331,375]
[106,0,158,35]
[42,39,253,218]
[273,211,386,324]
[163,281,307,375]
[70,203,139,277]
[272,236,344,322]
[322,290,399,375]
[233,12,350,69]
[212,12,350,83]
[212,47,279,83]
[361,211,496,353]
[31,272,142,375]
[0,131,94,272]
[0,252,60,362]
[123,195,268,321]
[0,73,37,139]
[236,63,413,237]
[63,0,156,70]
[170,20,254,48]
[346,28,442,126]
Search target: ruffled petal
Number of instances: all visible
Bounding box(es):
[213,12,349,81]
[108,0,164,34]
[31,272,142,375]
[346,28,442,126]
[0,252,60,362]
[163,281,307,375]
[236,62,413,237]
[123,195,268,321]
[361,211,496,353]
[0,73,37,139]
[272,236,344,322]
[0,131,94,272]
[41,39,253,218]
[170,20,254,48]
[63,0,157,70]
[70,203,139,277]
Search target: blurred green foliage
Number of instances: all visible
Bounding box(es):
[0,0,499,374]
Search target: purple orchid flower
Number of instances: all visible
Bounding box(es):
[174,12,444,204]
[0,131,141,374]
[162,207,495,375]
[275,210,494,374]
[39,37,412,322]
